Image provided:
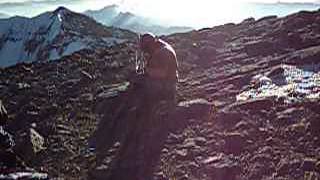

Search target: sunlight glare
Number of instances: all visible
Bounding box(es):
[123,0,245,27]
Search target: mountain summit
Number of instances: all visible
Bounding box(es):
[0,6,135,67]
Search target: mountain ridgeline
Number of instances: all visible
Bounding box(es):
[0,12,9,19]
[1,7,320,180]
[84,5,194,36]
[0,7,135,67]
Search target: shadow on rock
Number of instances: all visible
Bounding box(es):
[89,76,176,180]
[88,78,213,180]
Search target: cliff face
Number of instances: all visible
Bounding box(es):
[1,9,320,180]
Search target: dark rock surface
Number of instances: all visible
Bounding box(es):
[1,9,320,180]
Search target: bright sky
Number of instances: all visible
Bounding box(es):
[0,0,319,28]
[119,0,320,27]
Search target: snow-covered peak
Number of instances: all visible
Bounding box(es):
[52,6,73,22]
[0,10,62,40]
[0,7,135,67]
[53,6,69,14]
[54,7,66,22]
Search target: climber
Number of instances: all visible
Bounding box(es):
[112,33,179,179]
[89,33,179,179]
[137,33,179,102]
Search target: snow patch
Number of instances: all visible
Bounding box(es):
[57,13,63,22]
[237,64,320,103]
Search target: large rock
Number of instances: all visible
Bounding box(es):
[229,97,275,112]
[14,128,46,164]
[176,98,213,120]
[96,82,130,100]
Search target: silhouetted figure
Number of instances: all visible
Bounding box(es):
[90,33,178,180]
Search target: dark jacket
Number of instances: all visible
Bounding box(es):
[145,39,178,82]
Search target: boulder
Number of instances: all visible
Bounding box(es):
[97,82,130,100]
[266,65,285,78]
[176,99,213,120]
[202,154,223,165]
[14,128,46,164]
[230,97,274,112]
[29,128,46,154]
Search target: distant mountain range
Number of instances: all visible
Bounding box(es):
[243,2,320,18]
[0,2,319,31]
[0,12,9,19]
[84,5,194,35]
[0,7,135,67]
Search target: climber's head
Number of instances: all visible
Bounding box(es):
[139,33,156,54]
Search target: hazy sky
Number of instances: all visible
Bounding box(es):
[0,0,319,27]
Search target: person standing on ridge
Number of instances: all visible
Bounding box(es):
[109,33,179,179]
[139,32,179,103]
[90,33,179,180]
[139,32,179,178]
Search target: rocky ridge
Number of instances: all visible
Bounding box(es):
[1,9,320,180]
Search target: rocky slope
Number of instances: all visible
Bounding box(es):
[0,6,135,67]
[1,9,320,180]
